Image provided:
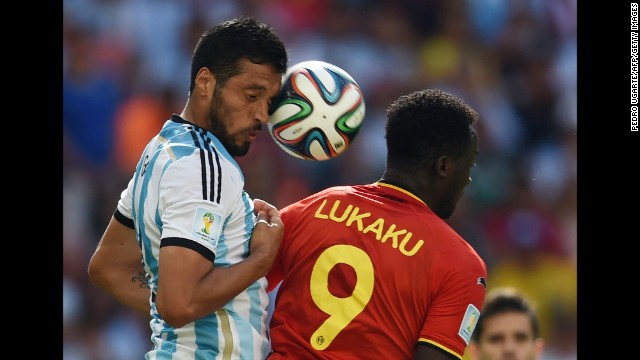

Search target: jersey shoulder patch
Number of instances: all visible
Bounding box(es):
[191,207,223,247]
[458,303,480,345]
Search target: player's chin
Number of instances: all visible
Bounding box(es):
[227,141,251,157]
[237,142,252,156]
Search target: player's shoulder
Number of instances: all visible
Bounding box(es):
[308,185,358,199]
[320,184,358,196]
[159,115,222,152]
[447,231,484,260]
[156,121,240,175]
[446,237,487,275]
[159,142,243,193]
[430,223,485,266]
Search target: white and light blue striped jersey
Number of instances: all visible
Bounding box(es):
[115,114,271,360]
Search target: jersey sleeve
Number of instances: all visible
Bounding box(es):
[115,176,135,228]
[157,155,236,261]
[116,175,135,219]
[418,250,487,358]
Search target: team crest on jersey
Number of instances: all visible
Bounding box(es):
[458,304,480,345]
[192,207,223,246]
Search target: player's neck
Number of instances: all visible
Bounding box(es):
[180,101,206,130]
[380,168,432,206]
[380,171,417,195]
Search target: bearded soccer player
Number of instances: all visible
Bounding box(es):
[88,17,287,359]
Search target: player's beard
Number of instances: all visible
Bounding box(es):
[206,89,252,157]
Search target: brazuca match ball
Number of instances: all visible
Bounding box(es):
[267,60,365,161]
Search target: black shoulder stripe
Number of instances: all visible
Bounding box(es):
[212,144,222,204]
[197,128,223,204]
[160,237,216,263]
[206,140,216,203]
[189,127,209,201]
[114,208,135,229]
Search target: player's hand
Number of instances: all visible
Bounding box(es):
[250,199,284,272]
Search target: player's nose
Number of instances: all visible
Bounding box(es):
[255,100,272,125]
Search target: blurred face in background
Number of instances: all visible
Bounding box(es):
[468,311,544,360]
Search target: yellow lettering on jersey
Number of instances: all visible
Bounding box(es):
[328,200,352,222]
[314,199,424,256]
[345,206,371,230]
[315,199,330,219]
[381,224,405,246]
[398,233,423,256]
[362,218,384,239]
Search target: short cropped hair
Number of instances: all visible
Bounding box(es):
[189,16,288,93]
[385,88,478,172]
[472,287,540,341]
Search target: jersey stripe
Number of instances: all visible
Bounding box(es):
[159,330,178,359]
[206,145,215,202]
[212,143,222,204]
[219,310,234,359]
[193,314,216,359]
[188,128,208,201]
[197,128,219,204]
[139,149,164,277]
[242,192,253,253]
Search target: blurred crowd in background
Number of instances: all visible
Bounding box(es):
[63,0,577,359]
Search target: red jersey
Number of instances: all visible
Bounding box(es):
[267,182,487,359]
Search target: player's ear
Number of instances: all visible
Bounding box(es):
[434,156,451,177]
[195,67,215,97]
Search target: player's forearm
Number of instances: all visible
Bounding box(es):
[112,268,152,315]
[158,253,272,327]
[198,252,273,304]
[89,215,151,314]
[89,263,151,315]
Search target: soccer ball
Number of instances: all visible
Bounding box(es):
[267,60,365,161]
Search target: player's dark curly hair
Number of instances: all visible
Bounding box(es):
[189,16,288,94]
[385,89,478,172]
[472,288,540,341]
